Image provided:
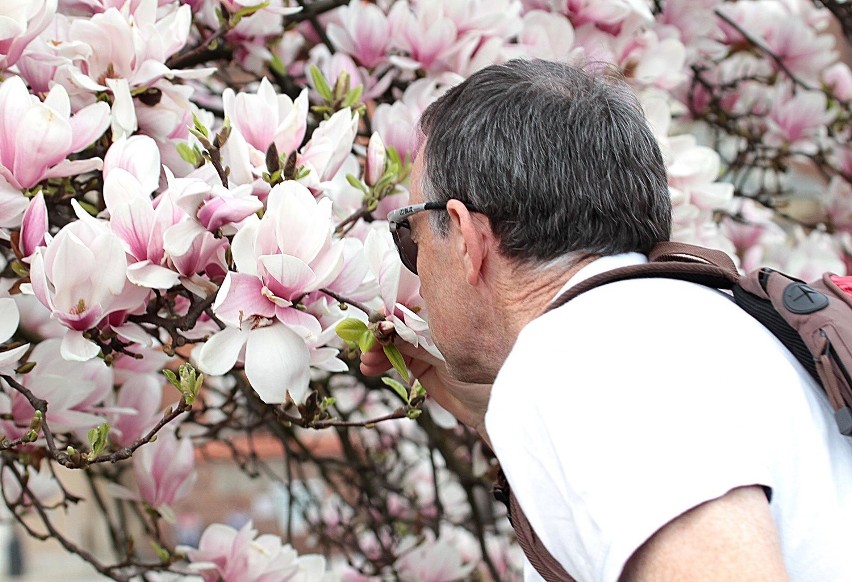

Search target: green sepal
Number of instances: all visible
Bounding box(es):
[383,343,409,382]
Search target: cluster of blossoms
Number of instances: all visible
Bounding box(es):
[0,0,848,579]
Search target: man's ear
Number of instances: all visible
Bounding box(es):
[446,200,492,286]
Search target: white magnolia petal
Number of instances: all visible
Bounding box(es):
[110,322,154,347]
[245,324,310,404]
[0,343,30,371]
[127,261,180,289]
[195,327,248,376]
[0,297,21,342]
[60,330,101,361]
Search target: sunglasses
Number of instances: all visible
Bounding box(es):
[387,202,480,274]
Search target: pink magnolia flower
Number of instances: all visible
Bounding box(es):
[564,0,653,28]
[0,461,61,506]
[371,76,458,161]
[326,0,390,68]
[518,10,577,61]
[307,45,395,102]
[62,1,202,140]
[765,88,836,155]
[1,338,112,435]
[110,374,165,448]
[195,182,347,403]
[387,0,458,71]
[363,228,440,358]
[18,190,48,260]
[365,132,386,187]
[29,201,150,360]
[103,136,189,289]
[394,531,477,582]
[0,75,109,190]
[182,520,332,582]
[222,77,309,162]
[134,428,196,516]
[298,107,359,187]
[0,0,57,69]
[824,62,852,102]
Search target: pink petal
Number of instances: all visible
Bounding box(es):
[13,105,72,189]
[20,190,48,257]
[69,101,110,154]
[194,326,248,376]
[212,272,275,327]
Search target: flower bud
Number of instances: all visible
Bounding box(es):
[365,132,386,187]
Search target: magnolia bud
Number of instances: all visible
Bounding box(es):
[365,132,386,187]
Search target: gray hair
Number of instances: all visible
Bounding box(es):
[416,59,672,264]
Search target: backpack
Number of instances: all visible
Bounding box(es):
[493,240,852,582]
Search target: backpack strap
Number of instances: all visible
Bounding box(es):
[493,470,577,582]
[548,242,740,313]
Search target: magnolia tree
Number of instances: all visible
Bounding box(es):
[0,0,849,580]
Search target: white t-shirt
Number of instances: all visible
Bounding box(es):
[485,253,852,582]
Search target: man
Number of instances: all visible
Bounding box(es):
[361,59,852,581]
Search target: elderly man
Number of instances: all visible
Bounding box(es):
[362,59,852,582]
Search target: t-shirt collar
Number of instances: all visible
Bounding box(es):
[552,252,648,301]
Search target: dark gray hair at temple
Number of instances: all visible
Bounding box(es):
[416,58,672,264]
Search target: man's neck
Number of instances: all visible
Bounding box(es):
[489,254,599,369]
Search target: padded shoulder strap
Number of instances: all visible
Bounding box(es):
[547,243,740,314]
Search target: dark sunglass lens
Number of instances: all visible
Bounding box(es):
[393,222,419,274]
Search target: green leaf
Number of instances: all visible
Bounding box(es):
[87,423,110,460]
[270,52,287,77]
[309,64,333,102]
[176,143,201,166]
[382,377,409,403]
[383,343,409,382]
[335,318,369,343]
[151,541,171,563]
[191,113,209,139]
[357,330,375,353]
[231,1,269,25]
[345,174,368,194]
[406,408,422,419]
[342,84,364,108]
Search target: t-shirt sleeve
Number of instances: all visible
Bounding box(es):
[486,282,791,582]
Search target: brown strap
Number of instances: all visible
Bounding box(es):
[494,470,577,581]
[548,261,739,313]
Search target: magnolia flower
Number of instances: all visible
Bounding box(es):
[387,0,458,71]
[363,228,441,358]
[765,89,836,155]
[0,0,57,68]
[394,531,477,582]
[222,77,309,163]
[16,190,48,260]
[29,201,150,360]
[1,338,112,435]
[181,520,335,582]
[195,182,347,403]
[326,0,390,68]
[0,75,109,190]
[62,1,203,140]
[134,429,197,517]
[110,374,164,448]
[371,76,458,161]
[298,107,359,188]
[518,10,577,61]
